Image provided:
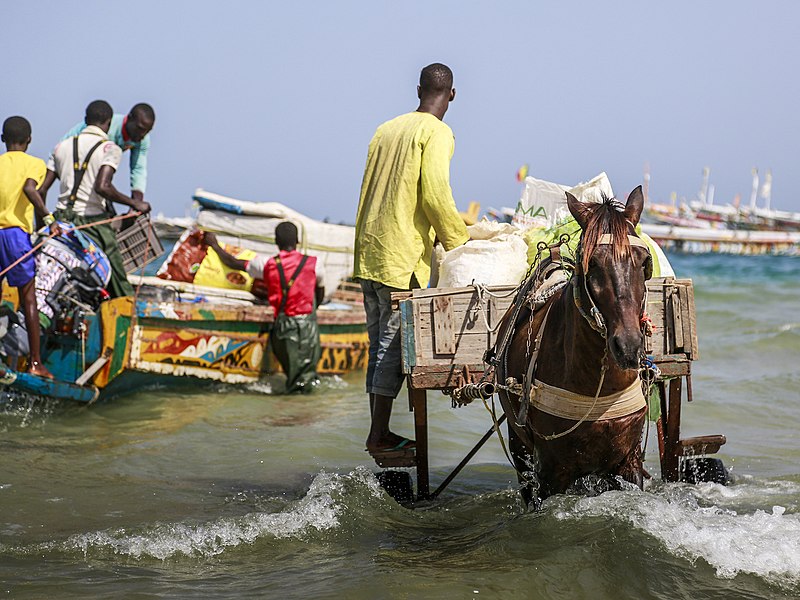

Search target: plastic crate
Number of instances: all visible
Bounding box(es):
[117,215,164,274]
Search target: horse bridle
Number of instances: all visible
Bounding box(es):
[572,232,653,339]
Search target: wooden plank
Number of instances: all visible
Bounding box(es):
[432,296,456,355]
[676,434,727,456]
[684,280,700,360]
[400,299,417,373]
[672,287,684,350]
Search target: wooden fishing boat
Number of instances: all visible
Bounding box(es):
[0,283,367,403]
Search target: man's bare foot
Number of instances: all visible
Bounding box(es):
[28,362,54,380]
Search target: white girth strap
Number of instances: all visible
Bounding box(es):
[531,378,646,421]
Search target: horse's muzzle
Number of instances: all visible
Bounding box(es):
[608,332,644,371]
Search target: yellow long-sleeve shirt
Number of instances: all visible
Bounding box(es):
[354,111,469,289]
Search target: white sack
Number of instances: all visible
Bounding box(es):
[513,172,614,229]
[435,221,529,288]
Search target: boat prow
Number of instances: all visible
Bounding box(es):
[0,365,99,403]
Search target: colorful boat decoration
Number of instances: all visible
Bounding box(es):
[1,290,367,403]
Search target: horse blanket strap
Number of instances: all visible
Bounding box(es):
[517,304,553,426]
[67,136,105,210]
[274,254,309,316]
[531,378,646,421]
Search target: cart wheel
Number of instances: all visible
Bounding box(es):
[680,457,729,485]
[376,470,415,506]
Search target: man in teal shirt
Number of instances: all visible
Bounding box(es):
[63,103,155,203]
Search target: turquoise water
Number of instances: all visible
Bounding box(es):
[1,254,798,598]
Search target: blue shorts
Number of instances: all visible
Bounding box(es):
[360,279,406,398]
[0,227,35,287]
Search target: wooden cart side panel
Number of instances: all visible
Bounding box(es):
[400,299,417,373]
[678,279,700,360]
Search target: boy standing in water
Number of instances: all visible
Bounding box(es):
[0,116,57,378]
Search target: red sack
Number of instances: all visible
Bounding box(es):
[156,230,209,283]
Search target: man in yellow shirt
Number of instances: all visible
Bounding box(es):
[354,63,469,459]
[0,117,59,379]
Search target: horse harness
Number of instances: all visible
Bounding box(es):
[488,230,654,439]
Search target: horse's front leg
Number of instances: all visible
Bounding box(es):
[508,426,538,505]
[614,412,647,490]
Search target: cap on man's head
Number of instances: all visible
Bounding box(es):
[85,100,113,126]
[419,63,453,94]
[1,116,32,144]
[275,221,299,250]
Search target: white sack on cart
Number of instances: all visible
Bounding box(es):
[513,172,614,229]
[433,221,528,288]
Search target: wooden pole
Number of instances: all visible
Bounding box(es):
[664,377,683,481]
[410,387,429,499]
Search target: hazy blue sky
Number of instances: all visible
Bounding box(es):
[4,1,799,221]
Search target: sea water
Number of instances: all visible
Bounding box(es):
[0,254,798,599]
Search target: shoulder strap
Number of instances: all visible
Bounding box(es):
[67,136,105,210]
[274,254,309,316]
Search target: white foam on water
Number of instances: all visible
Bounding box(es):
[60,468,382,560]
[553,480,800,586]
[243,381,273,395]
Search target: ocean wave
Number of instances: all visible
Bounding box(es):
[552,480,800,587]
[13,468,385,561]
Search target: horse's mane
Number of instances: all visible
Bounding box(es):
[579,195,632,272]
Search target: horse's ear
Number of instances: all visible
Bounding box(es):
[624,186,644,226]
[566,192,591,229]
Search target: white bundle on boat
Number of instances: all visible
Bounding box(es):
[192,188,356,295]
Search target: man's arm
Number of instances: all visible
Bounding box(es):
[419,129,469,251]
[38,170,58,206]
[315,285,325,307]
[129,135,149,197]
[23,178,61,236]
[95,166,151,214]
[203,232,248,271]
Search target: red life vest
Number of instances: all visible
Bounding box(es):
[263,250,317,316]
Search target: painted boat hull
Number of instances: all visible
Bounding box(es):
[2,296,367,403]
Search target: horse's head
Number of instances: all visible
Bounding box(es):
[566,186,652,371]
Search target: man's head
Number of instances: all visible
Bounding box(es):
[275,221,299,251]
[418,63,455,103]
[126,103,155,142]
[1,116,32,150]
[85,100,113,131]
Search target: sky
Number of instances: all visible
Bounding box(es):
[4,1,800,222]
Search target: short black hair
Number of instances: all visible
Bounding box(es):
[85,100,113,126]
[2,116,32,144]
[419,63,453,94]
[275,221,298,250]
[130,103,155,122]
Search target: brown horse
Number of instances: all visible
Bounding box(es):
[496,186,652,504]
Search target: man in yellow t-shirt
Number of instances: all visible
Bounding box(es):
[0,116,59,379]
[354,63,469,459]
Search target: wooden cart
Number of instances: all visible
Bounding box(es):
[392,277,726,500]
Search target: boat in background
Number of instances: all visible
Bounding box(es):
[643,168,800,254]
[1,191,369,403]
